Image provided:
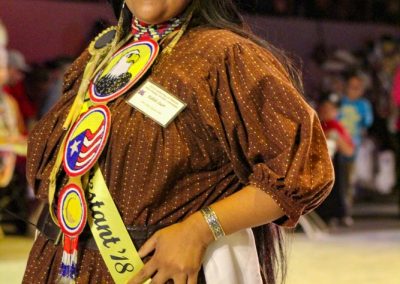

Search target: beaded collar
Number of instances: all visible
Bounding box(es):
[131,16,183,41]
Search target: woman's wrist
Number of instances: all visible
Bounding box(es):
[183,211,215,247]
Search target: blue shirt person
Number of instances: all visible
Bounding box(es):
[339,74,374,150]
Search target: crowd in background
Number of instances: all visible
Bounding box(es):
[305,34,400,226]
[0,9,400,235]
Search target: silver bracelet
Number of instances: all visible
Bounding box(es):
[200,206,226,240]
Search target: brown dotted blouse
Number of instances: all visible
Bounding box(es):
[23,27,334,283]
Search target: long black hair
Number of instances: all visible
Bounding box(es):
[108,1,289,283]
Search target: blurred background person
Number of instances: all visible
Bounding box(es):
[0,47,28,236]
[316,93,354,227]
[392,65,400,211]
[338,72,374,225]
[3,50,37,132]
[0,19,7,47]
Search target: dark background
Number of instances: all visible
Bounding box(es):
[60,0,400,25]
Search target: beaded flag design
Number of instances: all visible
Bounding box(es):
[63,106,111,177]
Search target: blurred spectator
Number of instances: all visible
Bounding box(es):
[392,67,400,139]
[379,36,400,89]
[320,93,354,157]
[339,73,374,149]
[3,50,37,132]
[0,19,7,47]
[338,72,374,225]
[392,66,400,208]
[316,93,354,227]
[0,48,17,186]
[0,47,28,235]
[0,50,26,182]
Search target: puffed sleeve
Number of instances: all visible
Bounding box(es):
[208,40,334,228]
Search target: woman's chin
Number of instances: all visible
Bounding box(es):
[131,6,168,24]
[136,16,165,25]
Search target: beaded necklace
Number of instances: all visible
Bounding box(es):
[131,16,183,41]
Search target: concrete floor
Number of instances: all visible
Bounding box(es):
[1,202,399,284]
[286,227,400,284]
[286,200,400,284]
[0,236,31,284]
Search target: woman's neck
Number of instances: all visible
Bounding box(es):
[131,15,184,41]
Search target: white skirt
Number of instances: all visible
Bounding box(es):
[202,229,263,284]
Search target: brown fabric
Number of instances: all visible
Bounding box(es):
[23,27,334,283]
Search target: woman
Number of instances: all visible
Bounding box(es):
[23,0,334,283]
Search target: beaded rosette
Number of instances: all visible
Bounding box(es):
[57,184,87,280]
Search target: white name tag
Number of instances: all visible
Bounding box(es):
[127,80,187,128]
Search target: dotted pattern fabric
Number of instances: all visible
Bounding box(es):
[23,27,334,283]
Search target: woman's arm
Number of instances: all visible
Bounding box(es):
[129,186,284,284]
[198,185,285,238]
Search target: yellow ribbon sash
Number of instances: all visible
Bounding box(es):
[87,165,151,284]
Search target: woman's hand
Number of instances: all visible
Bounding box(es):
[129,186,286,284]
[128,212,214,284]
